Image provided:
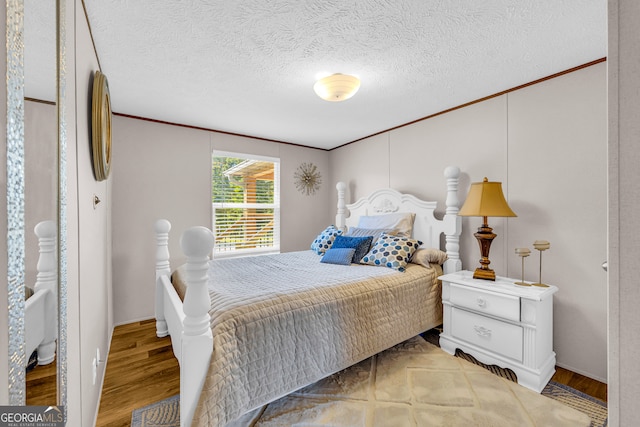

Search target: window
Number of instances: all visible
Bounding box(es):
[211,151,280,258]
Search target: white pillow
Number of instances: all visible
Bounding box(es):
[345,226,395,240]
[357,212,416,238]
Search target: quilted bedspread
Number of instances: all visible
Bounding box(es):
[173,250,443,427]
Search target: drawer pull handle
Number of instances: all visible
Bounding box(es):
[474,325,492,338]
[476,298,486,308]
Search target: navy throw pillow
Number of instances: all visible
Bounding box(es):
[331,235,374,263]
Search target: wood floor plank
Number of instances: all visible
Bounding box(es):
[97,321,179,426]
[552,366,607,402]
[26,359,57,406]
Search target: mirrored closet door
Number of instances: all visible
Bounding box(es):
[7,0,66,408]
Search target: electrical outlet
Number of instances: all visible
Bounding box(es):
[96,347,101,364]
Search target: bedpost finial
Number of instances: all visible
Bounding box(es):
[336,181,346,192]
[34,220,56,238]
[444,166,460,179]
[154,219,171,234]
[180,226,215,259]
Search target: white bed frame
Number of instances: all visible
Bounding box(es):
[154,166,462,427]
[25,220,57,366]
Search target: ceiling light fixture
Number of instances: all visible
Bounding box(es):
[313,73,361,102]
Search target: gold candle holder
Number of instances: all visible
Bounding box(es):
[514,247,531,286]
[532,240,550,287]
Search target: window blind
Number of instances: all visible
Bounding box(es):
[212,151,280,258]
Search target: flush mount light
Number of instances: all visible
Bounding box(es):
[313,73,361,102]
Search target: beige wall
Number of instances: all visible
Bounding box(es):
[330,97,509,273]
[111,118,330,325]
[330,62,608,382]
[24,101,58,290]
[508,65,607,382]
[71,1,112,425]
[112,118,210,323]
[608,0,640,425]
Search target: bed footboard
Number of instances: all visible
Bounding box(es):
[155,221,214,427]
[25,289,56,364]
[25,220,57,366]
[179,227,214,427]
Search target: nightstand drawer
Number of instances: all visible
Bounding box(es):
[449,283,520,322]
[451,307,523,362]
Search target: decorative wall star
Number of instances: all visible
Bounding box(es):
[294,162,322,196]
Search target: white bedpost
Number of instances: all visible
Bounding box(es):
[180,226,215,427]
[155,219,171,338]
[34,220,57,365]
[443,166,462,274]
[34,220,57,296]
[336,181,347,232]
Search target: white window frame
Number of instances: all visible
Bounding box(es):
[211,150,280,259]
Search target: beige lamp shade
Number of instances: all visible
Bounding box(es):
[314,73,360,102]
[458,178,517,218]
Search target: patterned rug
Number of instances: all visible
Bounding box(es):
[132,336,607,427]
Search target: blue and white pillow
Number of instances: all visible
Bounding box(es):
[321,248,356,265]
[331,235,374,263]
[310,225,343,255]
[361,233,422,272]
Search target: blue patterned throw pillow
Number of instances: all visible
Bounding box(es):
[361,233,422,272]
[331,235,374,263]
[310,225,343,255]
[321,248,356,265]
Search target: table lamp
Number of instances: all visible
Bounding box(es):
[459,177,517,281]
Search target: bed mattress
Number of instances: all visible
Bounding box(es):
[172,250,443,426]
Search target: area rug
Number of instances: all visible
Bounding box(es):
[131,336,607,427]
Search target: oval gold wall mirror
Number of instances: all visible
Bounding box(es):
[92,70,112,181]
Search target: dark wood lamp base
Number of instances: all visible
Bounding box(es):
[472,218,497,281]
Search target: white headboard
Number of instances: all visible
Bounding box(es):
[335,166,462,274]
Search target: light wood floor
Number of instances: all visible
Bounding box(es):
[97,319,179,427]
[96,320,607,427]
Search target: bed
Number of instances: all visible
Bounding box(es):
[154,166,463,427]
[25,220,57,367]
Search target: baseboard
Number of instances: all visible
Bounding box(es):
[92,323,115,427]
[556,361,608,384]
[113,315,155,328]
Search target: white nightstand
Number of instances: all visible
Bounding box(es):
[439,270,558,392]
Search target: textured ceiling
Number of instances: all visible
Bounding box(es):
[76,1,606,149]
